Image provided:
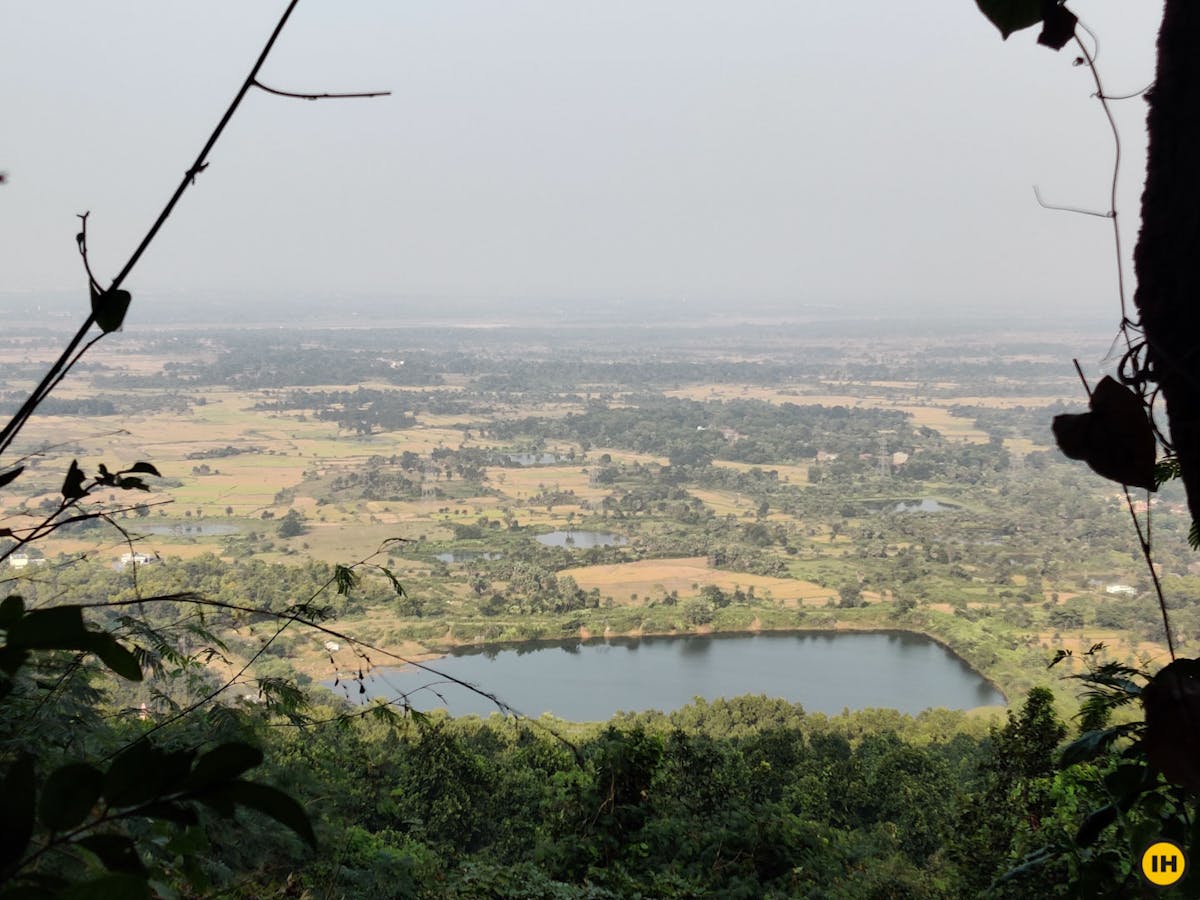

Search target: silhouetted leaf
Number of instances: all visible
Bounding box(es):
[378,567,406,597]
[1104,762,1155,807]
[218,780,316,848]
[1155,456,1182,486]
[334,564,358,596]
[0,647,29,677]
[85,633,142,682]
[0,595,24,629]
[185,743,263,790]
[92,288,132,334]
[61,460,87,501]
[39,763,103,831]
[1037,2,1076,50]
[123,462,160,477]
[115,476,148,492]
[1052,377,1156,490]
[1074,803,1117,847]
[1143,658,1200,788]
[0,755,36,871]
[158,749,198,794]
[77,834,146,875]
[1060,728,1123,767]
[59,873,150,900]
[0,466,24,489]
[6,605,90,650]
[104,742,161,808]
[974,0,1041,39]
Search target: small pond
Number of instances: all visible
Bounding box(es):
[860,498,957,514]
[145,523,240,536]
[892,498,956,513]
[333,631,1004,721]
[535,530,627,548]
[508,452,561,466]
[435,551,503,563]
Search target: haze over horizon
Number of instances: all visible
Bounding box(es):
[3,1,1161,325]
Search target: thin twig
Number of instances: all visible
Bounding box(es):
[107,0,305,294]
[1032,184,1111,219]
[1072,359,1092,398]
[1072,28,1131,337]
[0,320,96,458]
[75,212,102,295]
[252,79,390,101]
[84,591,578,759]
[0,0,387,459]
[1099,82,1153,101]
[1122,486,1175,660]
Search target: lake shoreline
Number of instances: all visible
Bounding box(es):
[324,621,1009,712]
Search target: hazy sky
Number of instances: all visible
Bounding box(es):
[1,2,1163,319]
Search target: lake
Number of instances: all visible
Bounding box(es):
[893,498,956,513]
[335,631,1005,721]
[535,530,627,548]
[860,498,957,514]
[508,452,561,466]
[435,550,503,563]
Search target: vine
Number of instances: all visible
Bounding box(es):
[976,0,1200,892]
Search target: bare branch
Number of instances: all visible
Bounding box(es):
[1032,184,1112,219]
[1,0,390,460]
[1098,82,1153,101]
[75,212,103,295]
[252,79,390,101]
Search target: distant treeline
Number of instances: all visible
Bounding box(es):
[485,397,913,465]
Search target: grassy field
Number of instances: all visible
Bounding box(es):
[560,557,835,605]
[1,330,1172,719]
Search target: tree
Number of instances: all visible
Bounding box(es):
[277,508,307,539]
[952,687,1068,894]
[837,583,865,609]
[1133,3,1200,527]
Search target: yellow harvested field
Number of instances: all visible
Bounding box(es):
[486,466,607,502]
[559,556,834,605]
[665,384,1071,445]
[689,488,754,516]
[293,521,439,563]
[1004,437,1047,455]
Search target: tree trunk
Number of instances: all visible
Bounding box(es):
[1134,0,1200,524]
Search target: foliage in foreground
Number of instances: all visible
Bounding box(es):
[109,688,1158,899]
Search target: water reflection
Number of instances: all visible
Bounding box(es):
[536,531,626,548]
[340,630,1005,721]
[435,551,502,563]
[508,452,561,466]
[678,636,713,657]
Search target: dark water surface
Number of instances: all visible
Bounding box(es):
[338,631,1004,721]
[508,452,561,466]
[535,530,627,548]
[435,551,503,563]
